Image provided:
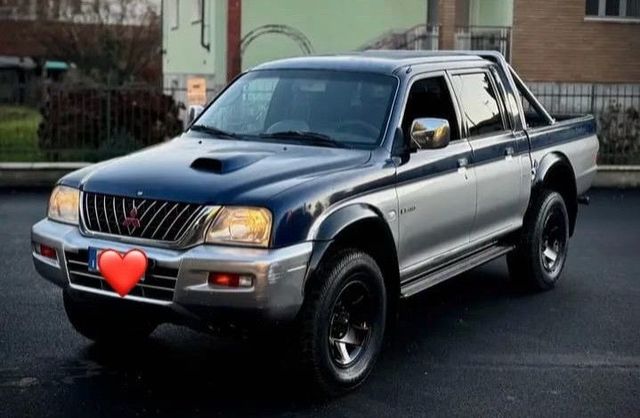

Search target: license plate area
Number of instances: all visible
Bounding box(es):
[87,247,103,272]
[87,247,146,281]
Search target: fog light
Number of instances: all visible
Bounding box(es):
[208,272,253,288]
[37,243,57,260]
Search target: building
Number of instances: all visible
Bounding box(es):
[163,0,640,113]
[162,0,429,105]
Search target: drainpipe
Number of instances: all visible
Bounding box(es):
[226,0,242,83]
[201,0,210,51]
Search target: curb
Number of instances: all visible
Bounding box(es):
[592,165,640,189]
[0,162,91,188]
[1,163,639,189]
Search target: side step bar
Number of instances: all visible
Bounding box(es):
[400,244,514,298]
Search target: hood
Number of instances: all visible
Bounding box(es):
[67,137,372,205]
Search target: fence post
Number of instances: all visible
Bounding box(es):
[590,82,596,115]
[106,87,111,144]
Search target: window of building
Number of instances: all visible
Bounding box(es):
[585,0,640,19]
[451,73,506,138]
[169,0,179,29]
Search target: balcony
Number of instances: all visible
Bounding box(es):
[454,26,512,61]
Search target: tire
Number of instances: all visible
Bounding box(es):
[63,289,158,343]
[297,249,387,396]
[507,189,570,291]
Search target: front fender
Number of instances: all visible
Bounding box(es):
[304,203,394,288]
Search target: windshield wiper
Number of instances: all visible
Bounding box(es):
[259,131,347,148]
[190,124,241,139]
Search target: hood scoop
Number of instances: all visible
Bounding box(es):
[190,151,273,174]
[191,157,223,173]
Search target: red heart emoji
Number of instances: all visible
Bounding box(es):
[98,249,148,297]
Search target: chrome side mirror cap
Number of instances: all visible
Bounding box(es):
[409,117,451,150]
[187,105,204,124]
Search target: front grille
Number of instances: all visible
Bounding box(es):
[82,192,204,243]
[65,250,178,302]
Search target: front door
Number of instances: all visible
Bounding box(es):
[395,74,477,277]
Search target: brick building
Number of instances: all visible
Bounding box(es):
[431,0,640,83]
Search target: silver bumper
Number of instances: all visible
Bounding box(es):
[31,219,312,322]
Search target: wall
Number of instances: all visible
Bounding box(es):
[469,0,513,26]
[162,0,227,89]
[512,0,640,82]
[240,0,427,70]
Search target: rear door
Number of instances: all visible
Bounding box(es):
[449,69,526,242]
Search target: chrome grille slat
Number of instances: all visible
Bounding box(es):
[174,206,205,239]
[93,194,101,231]
[150,202,178,239]
[162,204,190,240]
[81,192,204,243]
[140,201,168,237]
[103,195,112,234]
[84,194,93,230]
[113,196,122,235]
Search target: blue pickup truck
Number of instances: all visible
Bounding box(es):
[32,51,598,394]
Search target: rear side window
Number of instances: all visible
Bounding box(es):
[451,73,505,137]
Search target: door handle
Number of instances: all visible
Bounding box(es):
[505,146,515,157]
[457,157,468,168]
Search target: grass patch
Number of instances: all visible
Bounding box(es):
[0,105,44,161]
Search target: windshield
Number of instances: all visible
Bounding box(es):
[194,69,398,149]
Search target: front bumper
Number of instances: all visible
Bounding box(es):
[31,219,312,323]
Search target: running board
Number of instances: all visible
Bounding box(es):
[400,244,514,298]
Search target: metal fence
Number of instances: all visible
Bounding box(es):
[0,85,185,162]
[455,26,512,62]
[528,83,640,164]
[1,82,639,165]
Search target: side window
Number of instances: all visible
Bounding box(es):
[451,73,506,137]
[401,76,460,141]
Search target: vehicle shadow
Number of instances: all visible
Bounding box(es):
[75,259,532,415]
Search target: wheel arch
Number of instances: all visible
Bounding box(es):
[533,152,578,235]
[305,204,400,314]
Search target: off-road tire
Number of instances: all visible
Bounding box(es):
[507,189,570,291]
[297,249,387,396]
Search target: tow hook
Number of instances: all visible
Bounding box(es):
[578,195,590,205]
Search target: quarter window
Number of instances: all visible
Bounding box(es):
[451,73,505,137]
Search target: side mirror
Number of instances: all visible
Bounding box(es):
[187,105,204,124]
[409,118,450,150]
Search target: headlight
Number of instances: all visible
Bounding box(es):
[205,207,272,247]
[48,185,80,224]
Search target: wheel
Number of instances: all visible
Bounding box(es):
[507,189,570,291]
[63,289,158,343]
[297,249,386,396]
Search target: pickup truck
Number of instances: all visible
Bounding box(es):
[32,51,598,395]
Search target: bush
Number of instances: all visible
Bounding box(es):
[598,103,640,165]
[38,86,183,162]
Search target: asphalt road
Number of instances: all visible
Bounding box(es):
[1,189,639,417]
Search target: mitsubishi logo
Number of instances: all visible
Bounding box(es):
[122,206,141,229]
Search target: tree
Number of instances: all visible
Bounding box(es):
[14,0,162,85]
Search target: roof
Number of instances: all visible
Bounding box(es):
[251,50,489,75]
